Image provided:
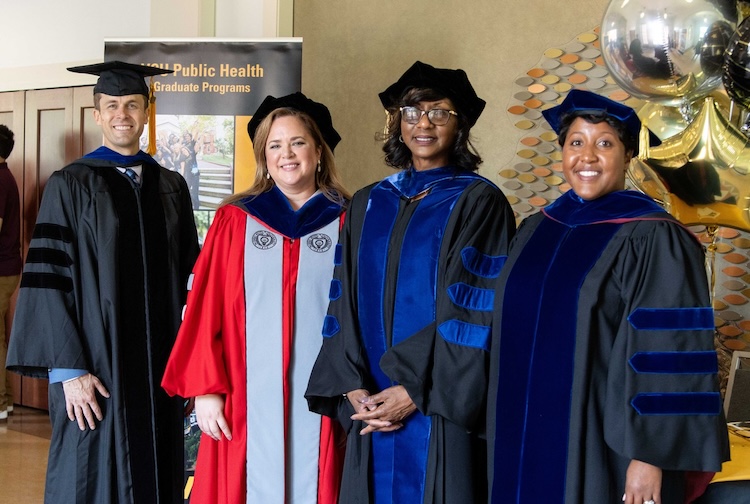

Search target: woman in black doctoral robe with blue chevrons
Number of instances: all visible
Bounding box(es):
[487,89,729,504]
[306,61,516,503]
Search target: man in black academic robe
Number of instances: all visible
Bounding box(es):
[6,61,199,504]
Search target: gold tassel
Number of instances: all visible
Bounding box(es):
[383,109,391,141]
[147,76,157,155]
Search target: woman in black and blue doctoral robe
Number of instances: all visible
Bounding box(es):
[306,61,516,503]
[487,90,729,504]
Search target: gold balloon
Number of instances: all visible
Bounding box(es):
[629,96,750,231]
[636,101,688,141]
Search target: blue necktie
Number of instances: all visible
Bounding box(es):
[124,168,140,186]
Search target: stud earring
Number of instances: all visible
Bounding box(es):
[266,171,271,180]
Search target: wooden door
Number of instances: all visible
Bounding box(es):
[2,86,96,410]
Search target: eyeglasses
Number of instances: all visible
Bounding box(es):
[400,106,458,126]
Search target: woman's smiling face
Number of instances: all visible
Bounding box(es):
[561,117,631,200]
[401,98,458,171]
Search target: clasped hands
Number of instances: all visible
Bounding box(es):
[347,385,417,435]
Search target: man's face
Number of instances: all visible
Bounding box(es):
[93,94,148,156]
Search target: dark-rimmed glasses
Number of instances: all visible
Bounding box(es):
[400,106,458,126]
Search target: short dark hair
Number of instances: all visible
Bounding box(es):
[381,87,483,172]
[0,125,15,159]
[557,111,637,156]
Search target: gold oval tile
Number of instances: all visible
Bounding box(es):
[544,175,565,186]
[498,169,518,179]
[516,149,536,159]
[544,48,564,58]
[577,33,598,43]
[549,152,563,162]
[517,173,537,183]
[733,238,750,248]
[506,195,520,205]
[515,119,535,130]
[539,131,558,142]
[554,82,573,93]
[574,61,594,71]
[531,156,551,166]
[716,243,734,253]
[541,74,561,85]
[714,300,729,310]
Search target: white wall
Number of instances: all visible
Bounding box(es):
[0,0,283,92]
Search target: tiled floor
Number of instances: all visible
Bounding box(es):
[0,406,50,504]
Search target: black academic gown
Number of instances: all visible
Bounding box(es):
[306,166,516,504]
[487,190,730,504]
[7,148,199,504]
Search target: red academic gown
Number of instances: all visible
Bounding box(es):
[162,189,345,504]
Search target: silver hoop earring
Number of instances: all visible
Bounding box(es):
[317,160,321,173]
[398,135,404,143]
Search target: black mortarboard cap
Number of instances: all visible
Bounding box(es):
[247,92,341,152]
[67,60,173,97]
[378,61,486,127]
[542,89,661,149]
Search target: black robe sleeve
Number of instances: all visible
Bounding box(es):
[601,219,730,472]
[7,171,88,377]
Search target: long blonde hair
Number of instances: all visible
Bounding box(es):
[223,108,350,207]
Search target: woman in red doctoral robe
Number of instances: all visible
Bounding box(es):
[162,92,350,504]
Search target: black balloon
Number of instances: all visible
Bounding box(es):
[702,21,735,76]
[723,17,750,109]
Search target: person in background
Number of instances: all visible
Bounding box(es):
[162,92,350,504]
[306,61,516,503]
[0,124,21,421]
[487,89,729,504]
[6,61,199,504]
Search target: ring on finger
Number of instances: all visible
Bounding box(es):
[644,500,655,504]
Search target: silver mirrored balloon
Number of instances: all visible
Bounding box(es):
[601,0,735,106]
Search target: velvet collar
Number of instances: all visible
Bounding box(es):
[83,146,156,167]
[235,186,344,239]
[542,190,666,226]
[384,166,484,198]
